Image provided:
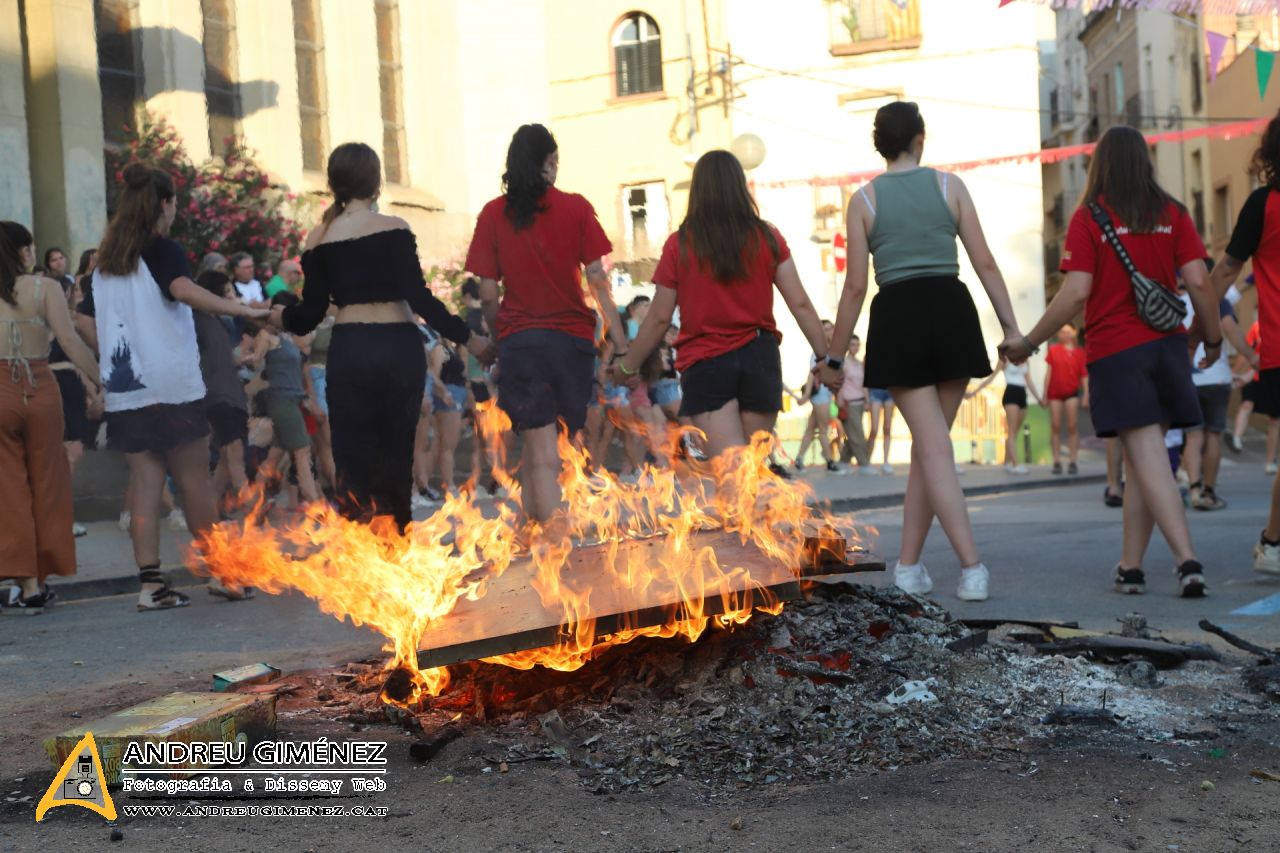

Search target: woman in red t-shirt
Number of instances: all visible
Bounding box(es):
[614,150,830,458]
[1043,324,1088,475]
[1005,126,1222,598]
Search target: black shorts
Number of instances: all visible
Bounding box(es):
[1001,384,1027,409]
[679,331,783,418]
[55,369,87,443]
[1187,383,1231,433]
[207,401,249,447]
[497,329,595,434]
[1243,375,1280,417]
[865,276,990,389]
[106,400,211,454]
[1087,335,1202,438]
[470,380,491,405]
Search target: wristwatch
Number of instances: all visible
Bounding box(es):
[824,355,844,371]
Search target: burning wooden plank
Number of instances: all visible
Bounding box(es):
[396,530,881,686]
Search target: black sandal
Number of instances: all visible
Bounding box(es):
[137,568,191,612]
[1113,565,1146,595]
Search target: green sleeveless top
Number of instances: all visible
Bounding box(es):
[865,167,960,286]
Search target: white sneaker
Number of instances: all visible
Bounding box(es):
[957,564,990,601]
[893,561,933,595]
[166,509,188,532]
[1254,537,1280,576]
[72,522,87,538]
[881,463,894,475]
[411,493,430,511]
[118,510,131,531]
[1267,463,1279,476]
[1011,464,1029,475]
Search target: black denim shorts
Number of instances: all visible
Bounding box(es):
[497,329,595,433]
[1087,335,1202,438]
[107,400,211,454]
[678,331,783,418]
[207,401,249,448]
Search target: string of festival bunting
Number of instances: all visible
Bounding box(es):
[754,117,1267,190]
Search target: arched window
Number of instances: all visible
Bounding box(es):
[613,13,662,98]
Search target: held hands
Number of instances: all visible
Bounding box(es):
[468,333,497,365]
[1197,345,1223,371]
[266,304,285,328]
[816,363,843,393]
[997,332,1032,365]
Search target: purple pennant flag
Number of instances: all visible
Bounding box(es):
[889,0,909,8]
[1206,30,1230,84]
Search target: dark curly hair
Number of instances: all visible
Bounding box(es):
[502,124,558,230]
[1252,110,1280,190]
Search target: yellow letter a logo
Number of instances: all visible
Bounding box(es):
[36,732,117,822]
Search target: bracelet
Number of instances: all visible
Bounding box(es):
[618,361,638,376]
[1020,335,1040,355]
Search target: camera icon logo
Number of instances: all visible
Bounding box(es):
[36,732,117,822]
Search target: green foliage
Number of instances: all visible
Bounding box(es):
[106,113,309,265]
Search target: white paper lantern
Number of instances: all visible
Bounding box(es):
[731,133,767,171]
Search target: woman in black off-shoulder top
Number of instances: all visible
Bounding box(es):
[272,143,494,530]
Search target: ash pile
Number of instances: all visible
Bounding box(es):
[301,582,1278,794]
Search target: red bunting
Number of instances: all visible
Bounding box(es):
[998,1,1280,12]
[754,118,1269,190]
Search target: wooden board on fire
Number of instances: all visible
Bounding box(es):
[410,529,883,672]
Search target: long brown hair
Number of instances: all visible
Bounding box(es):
[0,221,34,306]
[1251,108,1280,190]
[1082,125,1180,233]
[679,150,779,282]
[502,124,557,230]
[322,143,381,226]
[98,163,175,275]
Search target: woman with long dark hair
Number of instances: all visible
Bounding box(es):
[1211,108,1280,576]
[274,142,492,530]
[1007,125,1221,597]
[89,163,268,610]
[614,149,829,458]
[465,124,628,523]
[0,222,100,610]
[821,101,1022,602]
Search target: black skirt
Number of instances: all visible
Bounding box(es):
[864,275,991,389]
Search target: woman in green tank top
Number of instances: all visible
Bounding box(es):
[821,101,1023,604]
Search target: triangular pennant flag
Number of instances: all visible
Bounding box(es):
[36,731,117,822]
[998,0,1016,6]
[1258,48,1276,100]
[1207,31,1230,84]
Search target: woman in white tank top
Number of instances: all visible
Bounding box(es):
[971,355,1043,474]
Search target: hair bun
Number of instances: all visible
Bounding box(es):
[122,162,152,189]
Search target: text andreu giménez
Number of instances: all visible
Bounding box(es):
[122,738,387,768]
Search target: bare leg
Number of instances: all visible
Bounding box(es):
[125,451,167,570]
[1003,404,1022,465]
[413,407,433,491]
[1202,431,1223,488]
[1065,397,1080,464]
[520,424,561,523]
[1105,438,1124,497]
[1233,400,1255,443]
[1118,424,1196,565]
[796,409,820,465]
[1269,417,1280,465]
[866,402,881,462]
[690,398,748,459]
[434,410,462,492]
[1264,467,1280,542]
[291,447,320,502]
[895,379,979,567]
[1049,399,1063,465]
[1183,429,1205,487]
[882,402,895,464]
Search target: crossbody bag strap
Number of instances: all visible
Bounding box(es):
[1087,202,1140,279]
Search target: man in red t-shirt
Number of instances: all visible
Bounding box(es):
[1043,324,1088,474]
[464,124,628,523]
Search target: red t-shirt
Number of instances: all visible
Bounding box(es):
[1059,200,1206,363]
[1044,343,1087,399]
[464,186,612,341]
[652,225,791,372]
[1247,321,1262,382]
[1225,187,1280,370]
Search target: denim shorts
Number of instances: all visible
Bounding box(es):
[868,388,893,405]
[444,383,467,414]
[652,377,681,407]
[1186,383,1230,433]
[309,365,328,416]
[497,329,595,433]
[1088,335,1202,438]
[679,331,782,418]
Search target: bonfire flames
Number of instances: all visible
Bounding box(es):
[199,402,857,706]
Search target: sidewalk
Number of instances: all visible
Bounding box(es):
[48,452,1110,604]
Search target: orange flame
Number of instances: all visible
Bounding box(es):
[198,405,856,705]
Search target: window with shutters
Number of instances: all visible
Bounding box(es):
[202,0,241,156]
[293,0,328,172]
[94,0,142,147]
[613,14,662,99]
[375,0,407,184]
[828,0,921,57]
